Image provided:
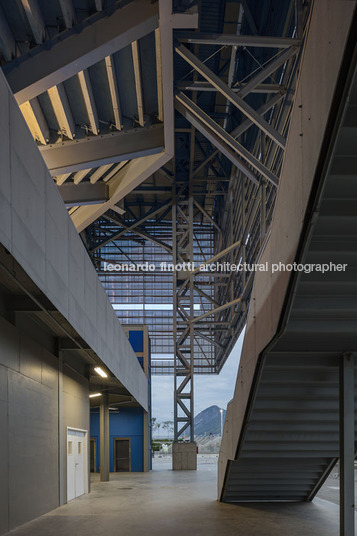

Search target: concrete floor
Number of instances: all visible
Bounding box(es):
[317,464,357,507]
[5,456,351,536]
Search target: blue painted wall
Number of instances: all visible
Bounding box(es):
[90,407,144,472]
[128,329,152,468]
[128,330,144,368]
[90,328,151,472]
[128,330,143,353]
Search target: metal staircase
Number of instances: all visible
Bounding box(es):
[223,354,356,502]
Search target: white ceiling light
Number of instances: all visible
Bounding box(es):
[89,393,102,398]
[94,367,108,378]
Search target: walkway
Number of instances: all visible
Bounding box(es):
[6,456,348,536]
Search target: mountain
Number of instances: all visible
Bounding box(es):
[194,405,226,436]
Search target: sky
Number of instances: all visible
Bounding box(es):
[151,328,245,424]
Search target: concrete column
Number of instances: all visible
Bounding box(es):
[100,393,110,482]
[339,353,355,536]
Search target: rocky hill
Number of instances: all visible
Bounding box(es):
[194,405,226,436]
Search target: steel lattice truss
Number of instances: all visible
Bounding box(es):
[0,0,307,438]
[86,1,307,404]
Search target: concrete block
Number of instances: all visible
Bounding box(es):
[68,226,85,307]
[0,91,11,251]
[0,365,8,402]
[68,223,86,335]
[8,370,59,529]
[0,73,9,133]
[19,332,42,383]
[68,293,86,338]
[45,258,69,320]
[84,260,98,350]
[0,317,20,372]
[172,452,181,471]
[0,367,9,532]
[62,367,89,429]
[41,349,58,391]
[0,396,9,534]
[11,209,47,290]
[10,147,46,288]
[9,100,46,200]
[96,287,107,354]
[187,452,197,470]
[105,307,114,364]
[45,177,69,317]
[172,442,197,470]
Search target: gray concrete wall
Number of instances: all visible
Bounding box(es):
[218,0,356,497]
[0,70,148,410]
[0,314,89,534]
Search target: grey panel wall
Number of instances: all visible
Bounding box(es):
[8,367,58,528]
[0,364,9,535]
[0,315,89,533]
[0,70,148,410]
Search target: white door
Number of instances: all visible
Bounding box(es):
[67,429,87,501]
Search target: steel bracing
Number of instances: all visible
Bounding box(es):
[85,0,306,437]
[0,0,306,438]
[172,180,196,441]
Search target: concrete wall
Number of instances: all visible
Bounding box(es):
[218,0,356,496]
[0,69,148,410]
[0,315,89,534]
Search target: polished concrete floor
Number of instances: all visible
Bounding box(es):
[6,456,351,536]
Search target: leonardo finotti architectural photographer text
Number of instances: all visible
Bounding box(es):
[103,261,348,274]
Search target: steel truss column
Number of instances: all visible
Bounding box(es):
[339,353,355,536]
[172,186,195,443]
[188,174,194,442]
[172,185,178,439]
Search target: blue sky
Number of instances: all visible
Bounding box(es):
[151,329,245,423]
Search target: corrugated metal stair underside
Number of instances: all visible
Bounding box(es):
[225,355,357,502]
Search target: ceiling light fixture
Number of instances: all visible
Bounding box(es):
[94,367,108,378]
